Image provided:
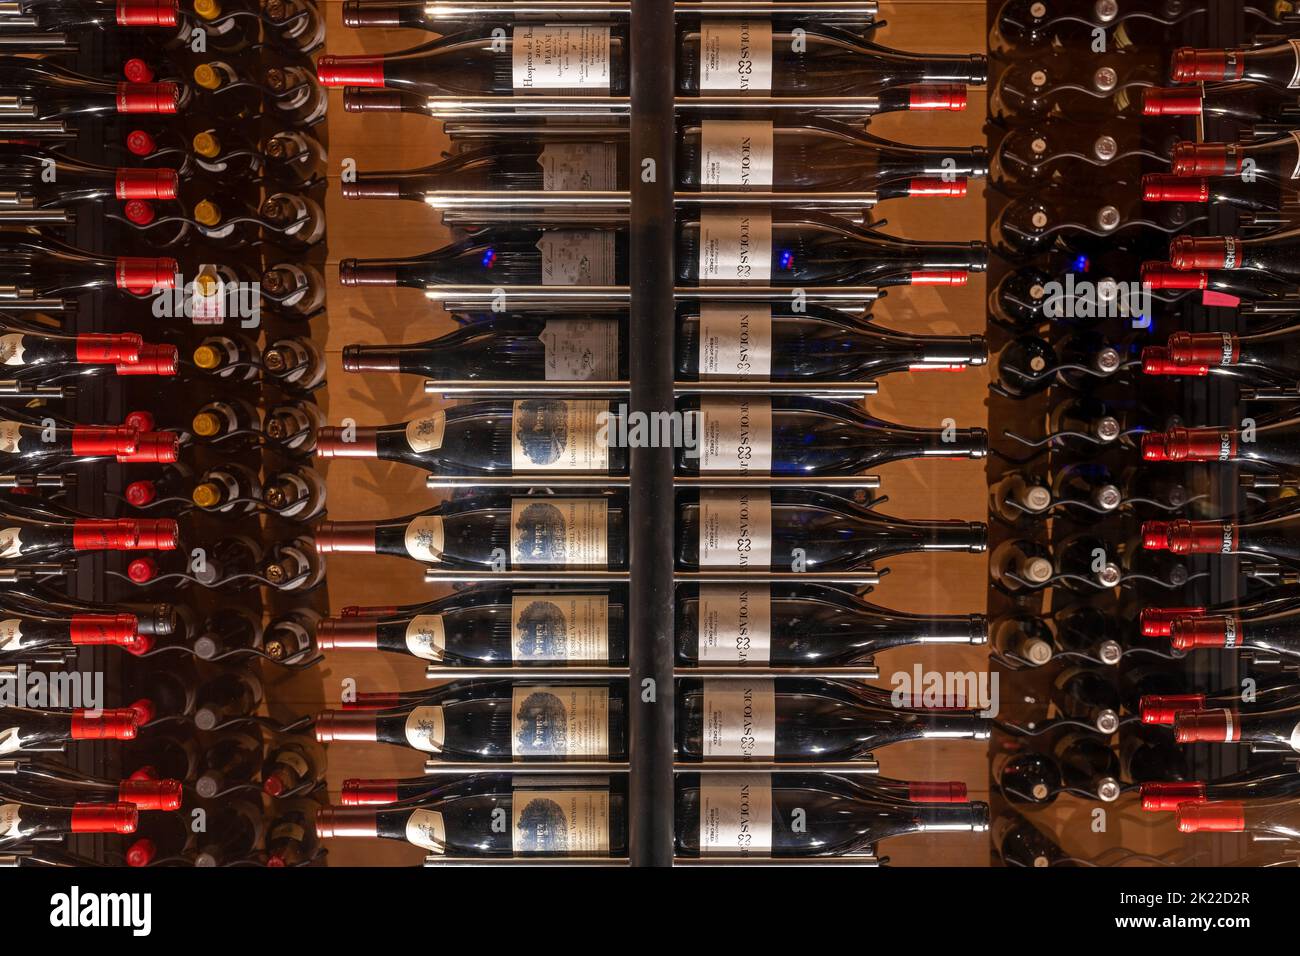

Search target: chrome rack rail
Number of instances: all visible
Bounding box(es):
[0,382,72,399]
[424,475,881,489]
[424,855,630,866]
[673,759,879,773]
[421,569,881,585]
[424,380,880,398]
[423,760,631,774]
[418,95,888,118]
[423,285,881,310]
[674,854,881,866]
[422,569,633,584]
[422,664,879,680]
[366,1,880,16]
[0,207,73,224]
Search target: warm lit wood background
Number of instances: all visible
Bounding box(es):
[278,0,1150,867]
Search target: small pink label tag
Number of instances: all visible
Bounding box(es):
[1201,291,1240,308]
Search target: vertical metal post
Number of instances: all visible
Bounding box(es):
[629,0,677,866]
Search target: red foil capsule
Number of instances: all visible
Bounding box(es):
[907,177,967,197]
[1169,236,1238,271]
[1169,142,1237,177]
[124,633,155,656]
[1170,48,1235,83]
[1177,801,1246,834]
[114,167,177,201]
[1140,781,1207,812]
[316,56,386,87]
[116,0,180,27]
[122,199,156,226]
[316,426,379,458]
[908,270,968,285]
[75,333,144,364]
[117,344,180,377]
[126,557,158,583]
[125,129,157,157]
[69,614,140,646]
[1141,174,1209,203]
[128,697,156,726]
[1170,615,1240,651]
[1140,520,1172,550]
[314,522,378,553]
[340,779,400,806]
[1167,331,1237,366]
[70,710,139,740]
[125,838,157,867]
[907,781,968,803]
[1165,519,1235,555]
[118,778,183,812]
[70,803,139,835]
[133,518,180,550]
[1140,694,1207,726]
[115,257,177,293]
[117,431,180,462]
[123,411,156,433]
[1142,87,1204,116]
[115,82,179,114]
[314,617,379,651]
[70,425,139,457]
[72,519,142,550]
[123,480,158,507]
[122,58,155,84]
[1174,708,1239,744]
[314,712,380,743]
[1157,426,1236,463]
[1141,346,1206,377]
[1139,606,1206,638]
[1141,261,1207,291]
[907,85,966,111]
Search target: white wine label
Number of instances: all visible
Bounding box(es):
[700,773,773,856]
[511,593,610,662]
[698,397,773,475]
[696,209,772,285]
[699,120,775,189]
[540,318,619,381]
[0,334,25,367]
[538,231,616,285]
[403,517,445,563]
[0,802,21,839]
[512,25,612,91]
[697,585,772,664]
[0,529,22,560]
[511,685,610,757]
[405,412,446,454]
[404,614,446,661]
[699,20,774,92]
[405,809,447,853]
[697,490,772,569]
[539,143,618,191]
[697,305,772,380]
[1289,39,1300,88]
[510,399,610,473]
[0,619,23,652]
[403,705,446,753]
[702,679,776,758]
[0,421,23,454]
[509,497,608,568]
[512,789,610,855]
[0,727,20,755]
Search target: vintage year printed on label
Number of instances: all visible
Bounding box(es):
[702,679,776,758]
[699,119,775,189]
[699,20,774,92]
[697,584,772,663]
[698,397,773,474]
[696,209,773,285]
[700,772,774,856]
[697,490,773,568]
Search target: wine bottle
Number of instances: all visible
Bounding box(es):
[1054,732,1123,802]
[193,797,263,867]
[261,467,327,522]
[316,783,628,856]
[0,707,138,753]
[1175,705,1300,750]
[193,669,263,731]
[191,607,262,659]
[1144,513,1300,568]
[990,537,1055,591]
[674,395,986,476]
[1140,593,1300,637]
[1142,419,1300,468]
[1140,261,1296,305]
[1170,605,1300,659]
[1146,327,1300,388]
[994,812,1068,867]
[1050,665,1121,734]
[1141,760,1300,811]
[317,585,628,665]
[0,612,139,656]
[0,325,144,375]
[1171,226,1300,283]
[675,582,985,665]
[265,801,320,866]
[0,800,137,845]
[261,336,326,388]
[991,0,1204,56]
[342,314,624,382]
[315,682,628,760]
[0,234,176,298]
[676,489,985,571]
[1170,134,1300,181]
[262,738,324,797]
[1144,83,1300,124]
[1177,799,1300,837]
[315,492,628,570]
[675,772,987,857]
[1172,41,1300,88]
[0,514,177,560]
[124,810,193,866]
[316,25,985,98]
[193,728,263,798]
[675,678,990,762]
[995,751,1061,805]
[317,400,624,477]
[0,56,181,123]
[11,0,179,31]
[0,145,178,212]
[677,306,987,381]
[1142,173,1297,214]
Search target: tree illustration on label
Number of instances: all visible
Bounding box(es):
[515,797,569,853]
[513,502,567,565]
[515,600,569,660]
[514,690,569,756]
[515,400,569,467]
